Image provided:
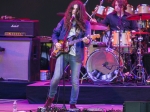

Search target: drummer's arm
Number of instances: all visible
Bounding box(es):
[100,16,110,31]
[131,20,139,32]
[101,16,109,26]
[90,18,98,23]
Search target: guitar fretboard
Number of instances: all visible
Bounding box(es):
[68,38,83,45]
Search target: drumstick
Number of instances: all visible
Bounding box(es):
[86,11,92,19]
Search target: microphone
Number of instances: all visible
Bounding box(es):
[70,14,75,23]
[100,0,104,6]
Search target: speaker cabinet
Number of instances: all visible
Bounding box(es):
[0,37,40,81]
[123,101,147,112]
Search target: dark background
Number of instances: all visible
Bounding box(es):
[0,0,149,36]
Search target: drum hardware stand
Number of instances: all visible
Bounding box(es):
[80,72,89,84]
[115,5,125,84]
[90,0,104,17]
[130,15,148,84]
[116,32,125,84]
[129,35,147,84]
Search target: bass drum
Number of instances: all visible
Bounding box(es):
[86,48,124,82]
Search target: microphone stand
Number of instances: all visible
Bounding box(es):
[84,0,89,6]
[117,6,124,83]
[61,22,72,110]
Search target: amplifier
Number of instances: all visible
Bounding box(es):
[0,20,39,37]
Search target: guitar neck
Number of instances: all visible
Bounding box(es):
[68,38,83,46]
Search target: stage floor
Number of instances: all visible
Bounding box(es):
[1,79,150,112]
[0,99,123,112]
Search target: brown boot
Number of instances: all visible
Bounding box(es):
[44,97,54,108]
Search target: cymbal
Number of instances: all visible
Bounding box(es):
[57,12,65,16]
[91,22,108,30]
[127,13,150,20]
[132,31,150,35]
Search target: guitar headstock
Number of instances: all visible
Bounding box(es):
[91,34,101,40]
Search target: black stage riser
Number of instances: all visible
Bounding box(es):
[26,81,150,104]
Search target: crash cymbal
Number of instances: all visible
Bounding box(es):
[57,12,65,16]
[127,13,150,20]
[132,31,150,35]
[91,22,108,30]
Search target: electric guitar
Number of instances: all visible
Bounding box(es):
[50,34,100,58]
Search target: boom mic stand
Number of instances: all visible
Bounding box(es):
[117,6,125,83]
[61,23,72,110]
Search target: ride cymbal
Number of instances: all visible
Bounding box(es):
[132,31,150,35]
[127,13,150,20]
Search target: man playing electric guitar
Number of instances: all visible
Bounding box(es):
[51,34,100,58]
[42,0,92,110]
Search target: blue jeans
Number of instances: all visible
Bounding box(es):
[48,53,81,104]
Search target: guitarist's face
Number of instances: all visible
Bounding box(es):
[72,4,78,16]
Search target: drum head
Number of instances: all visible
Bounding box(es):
[86,48,123,82]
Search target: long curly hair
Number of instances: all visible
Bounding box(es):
[64,0,87,31]
[112,0,128,10]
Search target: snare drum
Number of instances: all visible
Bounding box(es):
[126,4,134,14]
[112,31,131,47]
[137,4,150,13]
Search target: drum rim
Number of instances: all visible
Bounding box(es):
[85,48,123,81]
[86,48,123,72]
[137,4,150,7]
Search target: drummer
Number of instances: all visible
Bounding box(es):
[91,0,138,73]
[91,0,138,40]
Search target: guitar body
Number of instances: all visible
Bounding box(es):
[50,40,71,58]
[50,34,100,58]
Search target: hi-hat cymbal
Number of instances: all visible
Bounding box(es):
[57,12,65,16]
[127,13,150,20]
[90,22,108,30]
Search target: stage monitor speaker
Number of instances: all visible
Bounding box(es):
[123,101,147,112]
[143,53,150,75]
[0,37,41,81]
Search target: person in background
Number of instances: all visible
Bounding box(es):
[41,0,91,111]
[91,0,138,44]
[91,0,138,76]
[101,0,138,31]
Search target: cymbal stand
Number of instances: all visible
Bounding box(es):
[130,35,146,84]
[130,17,147,84]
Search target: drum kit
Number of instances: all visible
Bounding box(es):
[56,3,150,84]
[82,4,150,84]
